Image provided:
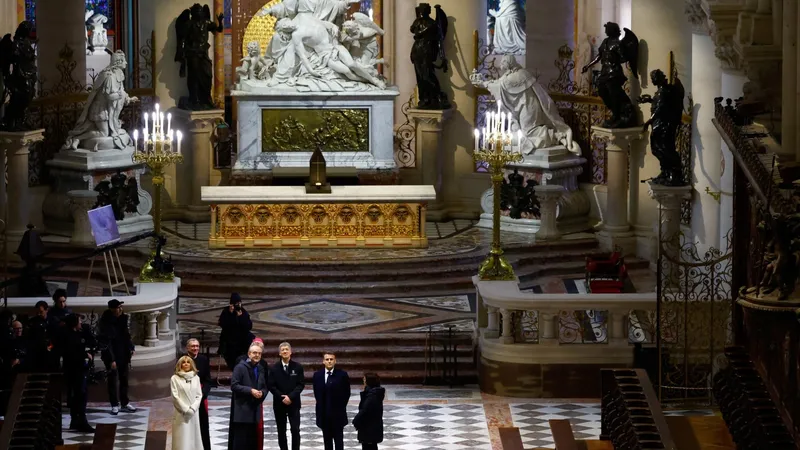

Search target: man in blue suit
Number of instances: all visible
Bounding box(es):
[313,352,351,450]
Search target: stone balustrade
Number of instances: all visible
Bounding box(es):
[474,277,657,365]
[6,279,181,367]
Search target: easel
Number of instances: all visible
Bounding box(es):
[84,247,130,296]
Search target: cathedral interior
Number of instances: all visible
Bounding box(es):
[1,0,800,449]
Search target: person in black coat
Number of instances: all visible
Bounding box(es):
[61,314,95,433]
[228,343,268,450]
[98,299,136,414]
[267,342,305,450]
[352,373,385,450]
[26,300,55,372]
[312,352,351,450]
[218,293,255,370]
[184,338,213,450]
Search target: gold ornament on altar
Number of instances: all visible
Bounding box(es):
[473,102,524,280]
[242,0,282,57]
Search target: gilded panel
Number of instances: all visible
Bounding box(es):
[261,108,369,152]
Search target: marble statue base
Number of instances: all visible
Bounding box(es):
[477,146,590,235]
[44,149,153,239]
[231,87,400,177]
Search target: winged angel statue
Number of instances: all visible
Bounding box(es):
[581,22,639,128]
[0,21,37,131]
[237,0,387,92]
[175,4,224,109]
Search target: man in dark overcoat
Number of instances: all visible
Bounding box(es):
[312,352,351,450]
[228,343,268,450]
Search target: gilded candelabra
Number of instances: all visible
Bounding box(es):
[473,105,524,280]
[132,105,183,282]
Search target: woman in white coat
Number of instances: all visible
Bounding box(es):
[171,356,203,450]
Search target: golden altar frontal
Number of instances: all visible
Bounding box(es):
[201,185,436,248]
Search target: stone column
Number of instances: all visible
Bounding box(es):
[158,310,172,339]
[783,0,797,161]
[67,190,99,246]
[648,182,691,286]
[500,309,514,344]
[0,129,44,239]
[691,32,722,254]
[534,184,565,241]
[407,108,454,220]
[145,311,160,346]
[592,127,642,253]
[719,69,748,253]
[172,109,224,222]
[486,306,499,339]
[36,0,86,93]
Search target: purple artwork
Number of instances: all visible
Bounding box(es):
[87,205,121,247]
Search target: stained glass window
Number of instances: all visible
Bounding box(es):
[24,0,36,27]
[359,0,372,14]
[223,0,232,29]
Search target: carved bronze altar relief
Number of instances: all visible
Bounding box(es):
[260,108,369,152]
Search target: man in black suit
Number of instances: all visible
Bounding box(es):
[313,352,351,450]
[267,342,304,450]
[184,338,212,450]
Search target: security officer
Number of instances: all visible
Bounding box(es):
[61,314,95,433]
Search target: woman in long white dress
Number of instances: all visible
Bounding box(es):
[171,356,203,450]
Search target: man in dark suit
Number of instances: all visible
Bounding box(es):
[184,338,213,450]
[313,352,351,450]
[98,299,136,415]
[267,342,304,450]
[228,343,268,450]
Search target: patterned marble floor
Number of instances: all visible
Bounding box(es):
[58,386,715,450]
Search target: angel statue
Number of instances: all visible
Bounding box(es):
[175,3,224,110]
[638,69,686,186]
[236,41,270,83]
[64,50,138,151]
[471,55,580,156]
[341,12,385,77]
[411,3,450,110]
[0,21,37,132]
[581,22,639,128]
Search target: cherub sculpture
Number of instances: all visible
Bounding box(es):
[342,12,385,76]
[175,3,224,110]
[410,3,450,109]
[236,41,270,83]
[638,69,686,186]
[0,21,37,132]
[581,22,640,128]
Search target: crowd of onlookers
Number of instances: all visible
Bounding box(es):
[0,290,137,433]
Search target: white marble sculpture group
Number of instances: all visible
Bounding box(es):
[236,0,387,92]
[471,55,580,156]
[85,10,109,55]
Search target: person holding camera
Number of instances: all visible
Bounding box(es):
[218,293,254,371]
[99,299,137,415]
[61,314,95,433]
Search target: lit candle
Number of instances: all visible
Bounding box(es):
[144,113,149,135]
[176,130,182,154]
[167,112,172,135]
[132,129,138,151]
[473,129,480,152]
[517,129,522,151]
[159,112,165,138]
[501,112,506,133]
[368,7,373,21]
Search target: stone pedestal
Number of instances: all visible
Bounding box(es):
[45,148,153,239]
[477,146,589,235]
[648,182,692,286]
[67,190,99,246]
[534,184,565,241]
[170,109,224,223]
[592,127,643,253]
[0,129,45,239]
[407,107,454,221]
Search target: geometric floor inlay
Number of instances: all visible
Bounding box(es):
[398,318,474,333]
[255,300,418,332]
[62,407,150,450]
[385,294,472,312]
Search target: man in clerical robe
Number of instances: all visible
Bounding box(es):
[476,55,579,156]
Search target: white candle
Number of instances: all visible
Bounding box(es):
[167,113,172,135]
[517,130,522,151]
[159,112,164,136]
[176,131,183,154]
[502,112,507,132]
[473,129,480,152]
[132,130,138,151]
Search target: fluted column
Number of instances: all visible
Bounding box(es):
[691,32,722,254]
[0,129,45,239]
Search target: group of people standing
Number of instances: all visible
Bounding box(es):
[170,294,385,450]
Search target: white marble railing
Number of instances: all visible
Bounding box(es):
[474,277,657,365]
[6,279,181,367]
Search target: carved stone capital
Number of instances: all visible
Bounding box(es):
[407,107,454,131]
[173,109,225,133]
[685,0,711,35]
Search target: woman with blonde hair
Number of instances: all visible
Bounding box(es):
[171,356,203,450]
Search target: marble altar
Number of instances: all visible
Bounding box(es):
[201,185,435,248]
